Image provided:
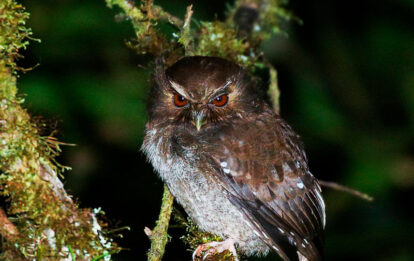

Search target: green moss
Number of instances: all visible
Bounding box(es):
[173,209,222,251]
[193,21,255,68]
[106,0,175,56]
[174,212,238,261]
[0,1,34,71]
[1,1,120,259]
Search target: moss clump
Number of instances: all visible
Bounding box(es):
[0,1,35,71]
[106,0,178,56]
[193,21,254,68]
[174,211,222,251]
[174,212,239,261]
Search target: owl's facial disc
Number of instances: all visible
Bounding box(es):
[168,79,233,131]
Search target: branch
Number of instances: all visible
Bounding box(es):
[151,4,184,28]
[179,5,194,53]
[106,0,184,56]
[319,180,374,202]
[146,184,175,261]
[264,60,280,113]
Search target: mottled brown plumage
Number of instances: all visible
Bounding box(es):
[142,56,325,261]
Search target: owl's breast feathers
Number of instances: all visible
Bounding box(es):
[198,109,326,261]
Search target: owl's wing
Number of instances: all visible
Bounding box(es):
[204,113,325,261]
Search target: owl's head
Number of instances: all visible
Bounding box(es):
[148,56,265,131]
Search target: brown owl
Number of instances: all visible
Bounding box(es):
[141,56,326,261]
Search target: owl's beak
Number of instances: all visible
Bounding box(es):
[194,113,206,132]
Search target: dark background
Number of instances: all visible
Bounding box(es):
[18,0,414,260]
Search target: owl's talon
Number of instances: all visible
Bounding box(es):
[192,238,239,261]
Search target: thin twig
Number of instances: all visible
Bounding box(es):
[183,5,193,30]
[106,0,184,29]
[319,180,374,202]
[152,5,184,28]
[146,184,175,261]
[180,4,194,53]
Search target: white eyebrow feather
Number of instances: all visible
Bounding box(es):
[208,80,234,99]
[169,80,193,100]
[169,79,235,102]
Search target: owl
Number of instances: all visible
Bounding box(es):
[141,56,326,261]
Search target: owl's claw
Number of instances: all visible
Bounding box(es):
[192,238,239,261]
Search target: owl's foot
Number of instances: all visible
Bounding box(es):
[192,238,239,261]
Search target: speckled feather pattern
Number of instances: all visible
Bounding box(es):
[141,56,325,261]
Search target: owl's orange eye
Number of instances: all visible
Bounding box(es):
[212,94,228,107]
[173,93,188,107]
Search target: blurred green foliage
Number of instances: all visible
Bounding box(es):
[15,0,414,260]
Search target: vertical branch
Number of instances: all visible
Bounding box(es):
[268,66,280,113]
[146,184,175,261]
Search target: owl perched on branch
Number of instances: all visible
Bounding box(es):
[142,56,325,261]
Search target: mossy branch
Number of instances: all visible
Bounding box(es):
[145,184,175,261]
[0,1,120,259]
